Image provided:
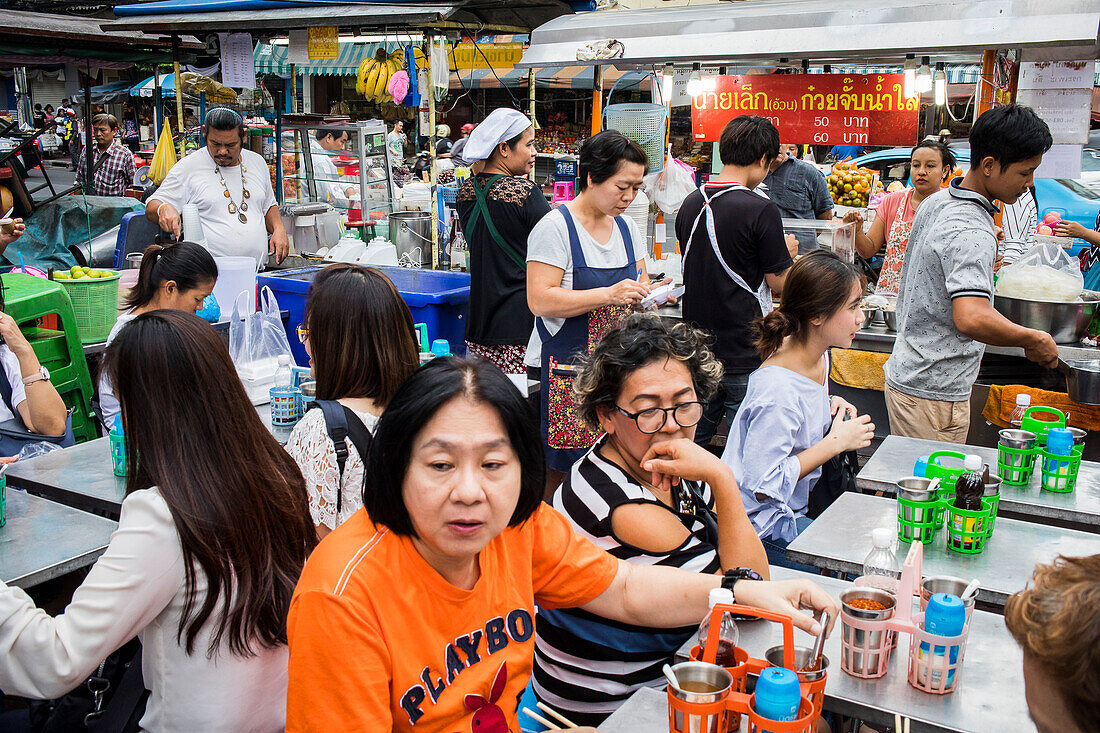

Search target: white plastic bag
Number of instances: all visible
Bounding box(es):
[644,150,698,215]
[229,286,294,405]
[995,242,1084,302]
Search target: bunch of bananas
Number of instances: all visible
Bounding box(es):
[357,48,404,103]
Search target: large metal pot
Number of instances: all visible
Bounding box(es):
[992,291,1100,344]
[389,211,432,268]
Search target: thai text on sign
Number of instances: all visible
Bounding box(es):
[450,43,524,70]
[691,74,919,146]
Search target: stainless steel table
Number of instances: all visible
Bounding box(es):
[6,405,285,520]
[786,493,1100,608]
[1,490,117,588]
[602,568,1029,733]
[858,435,1100,532]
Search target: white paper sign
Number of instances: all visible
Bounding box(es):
[287,29,309,65]
[669,66,723,107]
[1035,144,1083,179]
[1018,60,1095,90]
[1017,87,1091,145]
[219,33,256,89]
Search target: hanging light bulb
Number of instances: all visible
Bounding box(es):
[934,62,947,106]
[686,62,703,97]
[903,54,916,98]
[916,56,933,94]
[662,62,675,106]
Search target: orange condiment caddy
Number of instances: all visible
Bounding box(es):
[677,604,826,733]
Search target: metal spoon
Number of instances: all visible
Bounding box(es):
[806,609,830,671]
[662,663,684,694]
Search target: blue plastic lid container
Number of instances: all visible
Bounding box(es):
[753,666,800,723]
[256,265,471,367]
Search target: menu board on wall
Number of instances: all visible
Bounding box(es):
[691,74,920,146]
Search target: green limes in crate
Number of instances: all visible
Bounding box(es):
[53,271,70,279]
[72,271,86,279]
[69,265,82,275]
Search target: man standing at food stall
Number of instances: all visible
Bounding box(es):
[75,114,136,198]
[145,108,288,266]
[678,115,798,448]
[762,143,833,254]
[884,105,1059,443]
[309,127,357,204]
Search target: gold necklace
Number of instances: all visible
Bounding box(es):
[216,161,251,224]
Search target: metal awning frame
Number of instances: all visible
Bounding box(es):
[518,0,1100,70]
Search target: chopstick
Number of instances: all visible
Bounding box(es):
[523,707,563,730]
[536,701,579,729]
[894,713,911,733]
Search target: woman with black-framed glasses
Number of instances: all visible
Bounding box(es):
[531,312,768,727]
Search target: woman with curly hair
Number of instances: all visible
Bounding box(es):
[531,312,768,726]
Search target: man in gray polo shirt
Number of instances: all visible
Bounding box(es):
[763,144,833,254]
[884,105,1058,442]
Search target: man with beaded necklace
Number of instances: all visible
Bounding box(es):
[145,108,288,267]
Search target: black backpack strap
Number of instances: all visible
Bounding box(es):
[308,400,373,515]
[0,359,14,417]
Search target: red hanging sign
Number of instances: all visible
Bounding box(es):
[691,74,920,146]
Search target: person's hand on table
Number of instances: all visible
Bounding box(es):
[1024,329,1059,370]
[1054,220,1089,239]
[842,210,863,227]
[0,218,25,249]
[641,438,731,493]
[733,579,840,636]
[605,278,649,307]
[155,202,182,239]
[784,233,798,260]
[269,226,290,264]
[826,409,874,452]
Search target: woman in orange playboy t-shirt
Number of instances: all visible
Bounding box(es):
[845,141,957,296]
[286,357,839,733]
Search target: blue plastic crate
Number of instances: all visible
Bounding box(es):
[256,265,470,366]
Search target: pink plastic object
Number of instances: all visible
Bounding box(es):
[838,543,972,694]
[12,266,48,280]
[388,71,410,104]
[552,180,575,204]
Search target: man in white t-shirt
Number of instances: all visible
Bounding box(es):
[308,128,357,205]
[145,108,288,266]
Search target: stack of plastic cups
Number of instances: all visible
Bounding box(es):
[180,204,206,246]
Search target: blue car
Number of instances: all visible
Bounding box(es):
[847,147,1100,257]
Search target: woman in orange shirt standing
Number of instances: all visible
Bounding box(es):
[845,141,956,296]
[285,358,838,733]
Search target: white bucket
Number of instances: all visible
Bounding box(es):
[212,256,258,316]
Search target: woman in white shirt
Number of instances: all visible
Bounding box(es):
[723,251,875,568]
[99,241,217,431]
[0,310,316,732]
[285,264,419,539]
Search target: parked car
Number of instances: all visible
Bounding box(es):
[846,147,1100,257]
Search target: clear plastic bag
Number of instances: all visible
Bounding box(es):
[229,286,294,405]
[644,149,698,215]
[15,441,63,462]
[995,242,1084,302]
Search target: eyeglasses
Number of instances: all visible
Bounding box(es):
[614,401,705,434]
[296,325,309,343]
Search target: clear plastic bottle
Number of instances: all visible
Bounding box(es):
[1009,393,1031,427]
[274,354,293,388]
[450,228,467,272]
[697,587,739,667]
[862,527,900,593]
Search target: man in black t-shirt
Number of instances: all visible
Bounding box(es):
[677,116,798,447]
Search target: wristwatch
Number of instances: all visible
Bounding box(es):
[721,567,764,602]
[22,366,49,386]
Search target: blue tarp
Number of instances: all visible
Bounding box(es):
[6,197,144,271]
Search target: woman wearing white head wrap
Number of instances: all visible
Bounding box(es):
[455,109,547,380]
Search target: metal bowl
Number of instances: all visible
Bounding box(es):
[1060,358,1100,405]
[992,291,1100,344]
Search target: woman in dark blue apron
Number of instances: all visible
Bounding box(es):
[527,131,654,475]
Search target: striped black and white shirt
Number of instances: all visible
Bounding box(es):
[532,438,721,726]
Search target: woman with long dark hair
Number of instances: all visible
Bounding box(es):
[286,264,419,538]
[722,250,875,567]
[845,140,956,295]
[98,241,217,430]
[0,310,316,731]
